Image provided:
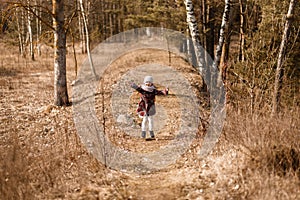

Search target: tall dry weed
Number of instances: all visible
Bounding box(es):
[0,131,33,200]
[222,105,300,199]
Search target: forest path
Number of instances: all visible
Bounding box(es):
[88,49,217,199]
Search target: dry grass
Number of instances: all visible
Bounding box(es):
[219,106,300,199]
[0,42,299,199]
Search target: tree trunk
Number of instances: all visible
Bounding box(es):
[214,0,230,85]
[77,1,86,54]
[79,0,97,77]
[27,0,34,60]
[184,0,205,75]
[220,1,234,84]
[35,0,42,56]
[239,0,245,61]
[16,7,25,57]
[71,33,78,78]
[53,0,69,106]
[272,0,296,115]
[201,0,208,64]
[207,3,215,59]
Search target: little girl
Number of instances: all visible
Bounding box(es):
[131,76,168,139]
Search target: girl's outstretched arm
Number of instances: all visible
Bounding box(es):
[156,87,169,95]
[130,82,145,94]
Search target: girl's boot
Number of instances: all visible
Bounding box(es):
[141,131,146,138]
[149,131,155,138]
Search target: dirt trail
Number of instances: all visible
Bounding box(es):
[71,48,225,199]
[95,49,206,152]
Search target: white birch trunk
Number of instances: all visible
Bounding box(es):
[272,0,296,115]
[214,0,230,85]
[16,7,25,57]
[79,0,97,77]
[79,13,85,53]
[184,0,205,75]
[27,0,34,60]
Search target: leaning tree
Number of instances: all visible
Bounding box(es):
[271,0,297,115]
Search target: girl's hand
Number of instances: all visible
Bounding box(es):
[126,80,135,87]
[164,87,169,95]
[130,82,138,89]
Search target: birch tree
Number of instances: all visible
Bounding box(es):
[239,0,245,61]
[214,0,230,85]
[26,0,34,60]
[15,7,26,57]
[79,0,96,77]
[53,0,69,106]
[77,0,86,54]
[272,0,297,115]
[183,0,205,75]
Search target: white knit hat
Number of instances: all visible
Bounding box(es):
[143,76,153,83]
